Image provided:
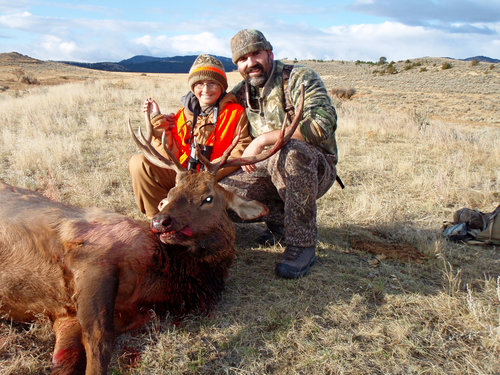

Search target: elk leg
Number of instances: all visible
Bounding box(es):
[51,316,86,375]
[74,264,119,375]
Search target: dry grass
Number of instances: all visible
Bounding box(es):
[0,55,499,374]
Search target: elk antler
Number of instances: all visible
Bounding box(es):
[142,101,154,143]
[198,84,305,175]
[128,104,185,174]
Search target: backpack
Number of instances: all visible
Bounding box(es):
[443,204,500,245]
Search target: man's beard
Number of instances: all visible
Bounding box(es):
[245,63,268,87]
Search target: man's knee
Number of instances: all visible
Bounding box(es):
[270,140,315,173]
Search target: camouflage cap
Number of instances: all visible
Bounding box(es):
[230,29,273,64]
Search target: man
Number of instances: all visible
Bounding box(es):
[219,29,339,279]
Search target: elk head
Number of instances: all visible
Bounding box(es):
[128,85,305,249]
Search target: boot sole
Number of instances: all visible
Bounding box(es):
[275,256,316,279]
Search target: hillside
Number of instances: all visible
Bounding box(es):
[0,52,499,129]
[0,52,119,91]
[297,57,500,128]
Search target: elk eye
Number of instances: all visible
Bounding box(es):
[158,198,169,211]
[202,196,213,205]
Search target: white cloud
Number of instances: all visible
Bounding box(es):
[39,35,78,59]
[272,21,500,61]
[0,1,498,62]
[0,11,36,29]
[133,32,228,57]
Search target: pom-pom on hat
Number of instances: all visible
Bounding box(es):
[188,54,228,92]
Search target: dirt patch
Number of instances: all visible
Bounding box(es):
[350,238,427,264]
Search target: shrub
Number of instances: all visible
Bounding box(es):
[404,61,422,71]
[386,63,397,74]
[441,62,452,70]
[13,68,25,81]
[356,60,376,66]
[470,59,479,67]
[331,87,356,100]
[21,75,40,85]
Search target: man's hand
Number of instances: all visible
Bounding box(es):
[240,130,281,173]
[240,125,305,173]
[240,136,266,173]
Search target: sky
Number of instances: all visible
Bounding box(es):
[0,0,499,63]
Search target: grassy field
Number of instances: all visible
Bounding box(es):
[0,53,499,374]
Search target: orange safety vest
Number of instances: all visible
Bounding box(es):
[172,103,245,167]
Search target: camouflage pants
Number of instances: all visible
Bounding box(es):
[219,139,337,247]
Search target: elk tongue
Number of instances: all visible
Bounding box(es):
[157,226,193,244]
[180,227,193,237]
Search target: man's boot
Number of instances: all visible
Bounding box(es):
[257,222,286,246]
[275,245,316,279]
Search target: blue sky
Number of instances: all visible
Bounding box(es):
[0,0,498,62]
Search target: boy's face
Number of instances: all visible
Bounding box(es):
[193,80,222,107]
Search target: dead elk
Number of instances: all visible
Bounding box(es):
[0,86,304,374]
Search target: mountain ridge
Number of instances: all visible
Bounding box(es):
[57,55,237,73]
[56,54,499,73]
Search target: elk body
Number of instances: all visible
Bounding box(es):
[0,87,304,374]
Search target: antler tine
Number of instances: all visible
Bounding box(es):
[143,102,153,142]
[221,83,305,169]
[159,131,186,171]
[128,119,184,173]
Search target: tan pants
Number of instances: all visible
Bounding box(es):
[128,153,177,219]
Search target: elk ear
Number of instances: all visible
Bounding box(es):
[226,190,269,220]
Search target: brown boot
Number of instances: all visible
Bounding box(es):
[275,246,316,279]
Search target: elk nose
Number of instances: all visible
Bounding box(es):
[151,215,173,233]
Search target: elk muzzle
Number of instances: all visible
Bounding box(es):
[151,213,194,244]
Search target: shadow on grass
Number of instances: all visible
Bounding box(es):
[169,221,499,372]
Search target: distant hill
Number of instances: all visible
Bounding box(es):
[460,56,500,63]
[58,54,499,74]
[0,51,42,64]
[58,55,237,73]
